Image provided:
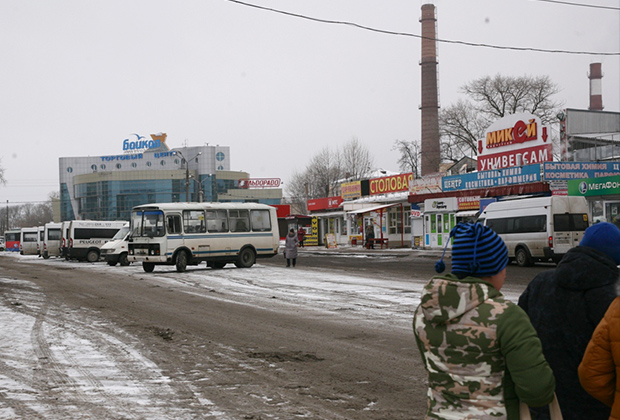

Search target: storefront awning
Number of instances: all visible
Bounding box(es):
[308,211,346,218]
[348,203,401,214]
[456,210,480,218]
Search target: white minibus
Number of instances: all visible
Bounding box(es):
[42,222,62,259]
[19,227,39,255]
[100,222,131,266]
[37,226,45,257]
[67,220,127,262]
[128,202,280,272]
[477,196,589,266]
[60,221,71,259]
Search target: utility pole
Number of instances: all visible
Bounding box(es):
[176,150,201,203]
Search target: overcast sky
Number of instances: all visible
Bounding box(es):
[1,0,618,205]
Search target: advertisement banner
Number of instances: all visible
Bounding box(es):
[458,196,481,210]
[409,174,443,195]
[477,113,551,171]
[237,178,281,188]
[568,175,620,197]
[307,196,343,211]
[543,162,620,181]
[443,164,541,192]
[341,181,362,200]
[369,173,413,195]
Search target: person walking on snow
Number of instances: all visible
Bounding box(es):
[284,229,298,267]
[297,227,306,248]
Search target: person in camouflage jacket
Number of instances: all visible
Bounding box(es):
[413,222,555,419]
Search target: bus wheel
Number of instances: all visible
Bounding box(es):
[235,248,256,268]
[516,248,533,267]
[143,262,155,272]
[176,251,188,273]
[119,253,130,266]
[86,249,99,263]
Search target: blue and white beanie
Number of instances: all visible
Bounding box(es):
[435,222,509,277]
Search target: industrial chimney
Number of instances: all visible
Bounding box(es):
[588,62,604,111]
[420,3,441,176]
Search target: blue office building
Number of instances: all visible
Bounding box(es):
[59,133,281,221]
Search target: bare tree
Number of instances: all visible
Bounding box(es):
[340,137,374,180]
[285,139,377,212]
[439,74,563,161]
[392,139,421,177]
[0,158,6,185]
[306,147,342,199]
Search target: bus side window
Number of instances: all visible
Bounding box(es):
[251,210,272,232]
[167,215,182,234]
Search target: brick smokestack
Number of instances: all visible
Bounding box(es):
[588,62,604,111]
[420,3,441,176]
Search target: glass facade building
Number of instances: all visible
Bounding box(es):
[59,136,281,221]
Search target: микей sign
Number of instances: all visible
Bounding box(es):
[477,113,552,171]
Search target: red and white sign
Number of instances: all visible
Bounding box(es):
[237,178,281,188]
[307,196,343,211]
[477,113,552,171]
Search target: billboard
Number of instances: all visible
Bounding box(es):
[477,113,552,171]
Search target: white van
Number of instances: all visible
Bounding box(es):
[19,227,39,255]
[42,222,62,259]
[60,221,72,259]
[67,220,127,262]
[100,222,131,266]
[477,196,589,266]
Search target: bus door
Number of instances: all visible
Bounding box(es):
[165,213,184,257]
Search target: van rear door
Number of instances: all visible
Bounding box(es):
[553,213,589,254]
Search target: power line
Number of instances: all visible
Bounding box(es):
[226,0,620,56]
[532,0,620,11]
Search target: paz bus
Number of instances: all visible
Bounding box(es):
[4,229,21,252]
[128,202,279,272]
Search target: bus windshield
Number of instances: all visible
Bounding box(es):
[132,210,165,237]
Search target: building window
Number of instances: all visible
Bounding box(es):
[131,162,137,168]
[216,152,225,161]
[116,163,122,169]
[100,164,106,170]
[67,167,73,173]
[91,164,97,171]
[160,160,166,166]
[146,161,152,167]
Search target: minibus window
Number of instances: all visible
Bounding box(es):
[183,211,206,234]
[251,210,272,232]
[167,215,182,234]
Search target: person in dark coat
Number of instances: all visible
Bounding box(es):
[518,222,620,420]
[365,226,375,249]
[284,229,299,267]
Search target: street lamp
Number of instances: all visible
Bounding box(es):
[175,151,202,202]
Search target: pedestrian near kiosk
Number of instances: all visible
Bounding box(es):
[284,229,299,267]
[297,227,306,248]
[518,221,620,420]
[365,226,375,249]
[414,222,555,419]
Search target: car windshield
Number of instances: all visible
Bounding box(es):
[112,225,131,240]
[131,210,165,237]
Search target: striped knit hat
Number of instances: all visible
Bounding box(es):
[435,222,508,277]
